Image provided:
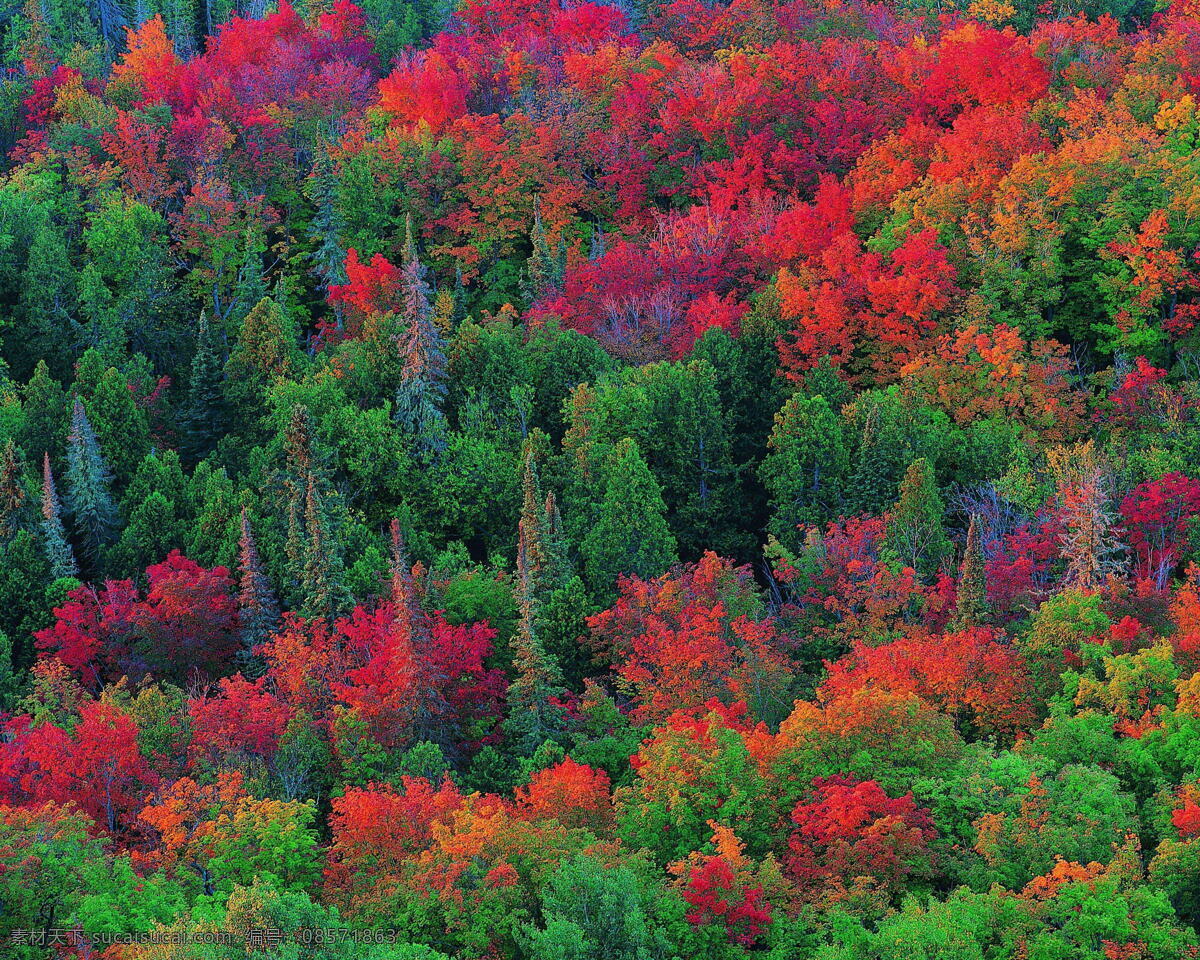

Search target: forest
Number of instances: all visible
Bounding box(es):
[4,0,1200,955]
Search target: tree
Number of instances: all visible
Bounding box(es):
[224,297,305,415]
[505,451,568,754]
[64,397,118,569]
[1048,441,1125,590]
[881,458,952,579]
[20,360,68,469]
[0,440,29,543]
[80,365,151,486]
[394,233,449,459]
[521,854,666,960]
[784,775,938,902]
[6,701,157,836]
[36,551,239,688]
[582,439,677,604]
[955,514,990,627]
[761,394,847,551]
[107,451,190,577]
[236,507,279,668]
[587,552,794,725]
[178,311,227,467]
[40,454,77,579]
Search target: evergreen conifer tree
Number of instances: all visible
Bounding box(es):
[954,514,990,628]
[504,451,568,754]
[40,454,77,579]
[881,458,952,579]
[581,438,677,603]
[0,439,28,543]
[64,397,118,567]
[394,216,448,458]
[179,311,227,467]
[237,507,280,672]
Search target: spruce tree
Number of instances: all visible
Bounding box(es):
[179,311,227,467]
[504,451,568,754]
[881,458,953,579]
[954,514,990,628]
[40,454,77,579]
[581,438,677,604]
[307,144,347,311]
[394,217,448,458]
[20,359,68,469]
[237,507,280,672]
[300,473,350,620]
[0,439,29,543]
[64,397,118,568]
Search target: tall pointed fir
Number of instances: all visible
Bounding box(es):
[308,143,347,331]
[582,438,678,604]
[238,507,280,673]
[954,514,990,628]
[40,454,77,579]
[0,440,28,543]
[64,397,118,569]
[504,451,568,754]
[881,458,952,580]
[521,198,564,304]
[394,214,448,458]
[179,311,227,467]
[300,473,350,621]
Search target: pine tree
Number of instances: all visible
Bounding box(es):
[881,458,952,579]
[761,394,847,552]
[521,198,564,304]
[582,438,677,603]
[83,366,151,486]
[954,514,990,628]
[41,454,78,579]
[64,397,118,568]
[505,451,568,754]
[179,311,227,467]
[0,440,28,543]
[308,144,347,312]
[20,360,68,470]
[237,507,280,672]
[300,473,349,620]
[394,217,448,458]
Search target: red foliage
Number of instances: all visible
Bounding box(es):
[682,845,772,947]
[262,602,504,753]
[785,775,937,898]
[819,627,1038,736]
[35,552,239,690]
[1119,473,1200,586]
[0,702,156,837]
[188,674,293,768]
[325,777,464,897]
[587,552,793,722]
[514,757,613,831]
